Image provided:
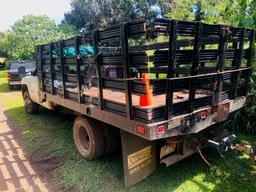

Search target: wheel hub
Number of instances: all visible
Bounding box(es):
[78,126,90,151]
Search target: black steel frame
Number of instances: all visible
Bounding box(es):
[36,19,255,139]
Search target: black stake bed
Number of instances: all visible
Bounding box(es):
[36,19,255,139]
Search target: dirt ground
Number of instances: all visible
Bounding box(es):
[0,102,57,192]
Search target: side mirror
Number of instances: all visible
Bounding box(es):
[31,69,37,76]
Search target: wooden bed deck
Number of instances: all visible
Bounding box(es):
[81,87,212,108]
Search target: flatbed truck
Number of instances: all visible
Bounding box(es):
[21,19,255,187]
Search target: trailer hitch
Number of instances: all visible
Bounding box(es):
[192,134,236,167]
[207,134,236,153]
[205,135,256,165]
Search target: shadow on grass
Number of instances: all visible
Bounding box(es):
[4,105,256,192]
[1,105,58,191]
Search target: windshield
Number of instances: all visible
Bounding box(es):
[10,62,35,70]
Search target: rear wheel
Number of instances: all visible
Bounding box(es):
[73,116,105,160]
[22,89,39,114]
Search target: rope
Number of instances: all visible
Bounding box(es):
[196,145,211,167]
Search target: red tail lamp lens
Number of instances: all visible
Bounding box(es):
[157,125,165,135]
[201,111,207,120]
[136,125,145,135]
[7,73,11,80]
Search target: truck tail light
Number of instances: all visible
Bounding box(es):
[201,111,207,120]
[7,73,11,80]
[136,125,145,135]
[157,125,165,135]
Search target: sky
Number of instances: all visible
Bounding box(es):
[0,0,72,32]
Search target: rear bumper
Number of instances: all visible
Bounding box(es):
[8,81,21,85]
[41,91,248,141]
[145,96,247,140]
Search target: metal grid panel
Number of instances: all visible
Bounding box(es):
[36,19,254,123]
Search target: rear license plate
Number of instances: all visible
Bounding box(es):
[160,144,176,159]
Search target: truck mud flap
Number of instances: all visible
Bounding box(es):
[120,130,156,187]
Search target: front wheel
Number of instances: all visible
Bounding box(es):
[22,89,39,114]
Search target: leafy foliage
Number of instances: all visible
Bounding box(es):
[224,0,256,134]
[226,0,256,27]
[0,32,10,58]
[165,0,231,24]
[63,0,171,30]
[229,72,256,134]
[1,15,77,60]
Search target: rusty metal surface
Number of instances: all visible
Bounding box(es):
[82,87,209,106]
[41,91,248,141]
[161,124,227,167]
[161,151,196,167]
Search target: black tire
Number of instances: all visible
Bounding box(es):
[73,116,105,160]
[8,84,14,90]
[103,124,121,155]
[22,89,39,114]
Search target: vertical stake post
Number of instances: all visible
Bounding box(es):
[39,45,44,92]
[213,25,228,105]
[75,36,82,103]
[49,43,54,95]
[233,28,246,98]
[59,40,66,98]
[188,22,202,112]
[93,30,103,109]
[121,22,132,119]
[165,20,177,119]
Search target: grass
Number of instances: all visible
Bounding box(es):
[0,69,256,191]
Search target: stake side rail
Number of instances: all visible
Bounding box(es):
[36,19,255,127]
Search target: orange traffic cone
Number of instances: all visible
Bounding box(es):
[139,74,153,107]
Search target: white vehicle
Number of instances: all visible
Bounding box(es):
[21,75,54,113]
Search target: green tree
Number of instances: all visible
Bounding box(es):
[5,15,77,60]
[166,0,231,24]
[226,0,256,28]
[0,32,10,58]
[63,0,171,30]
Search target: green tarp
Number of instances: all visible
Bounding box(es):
[53,45,95,58]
